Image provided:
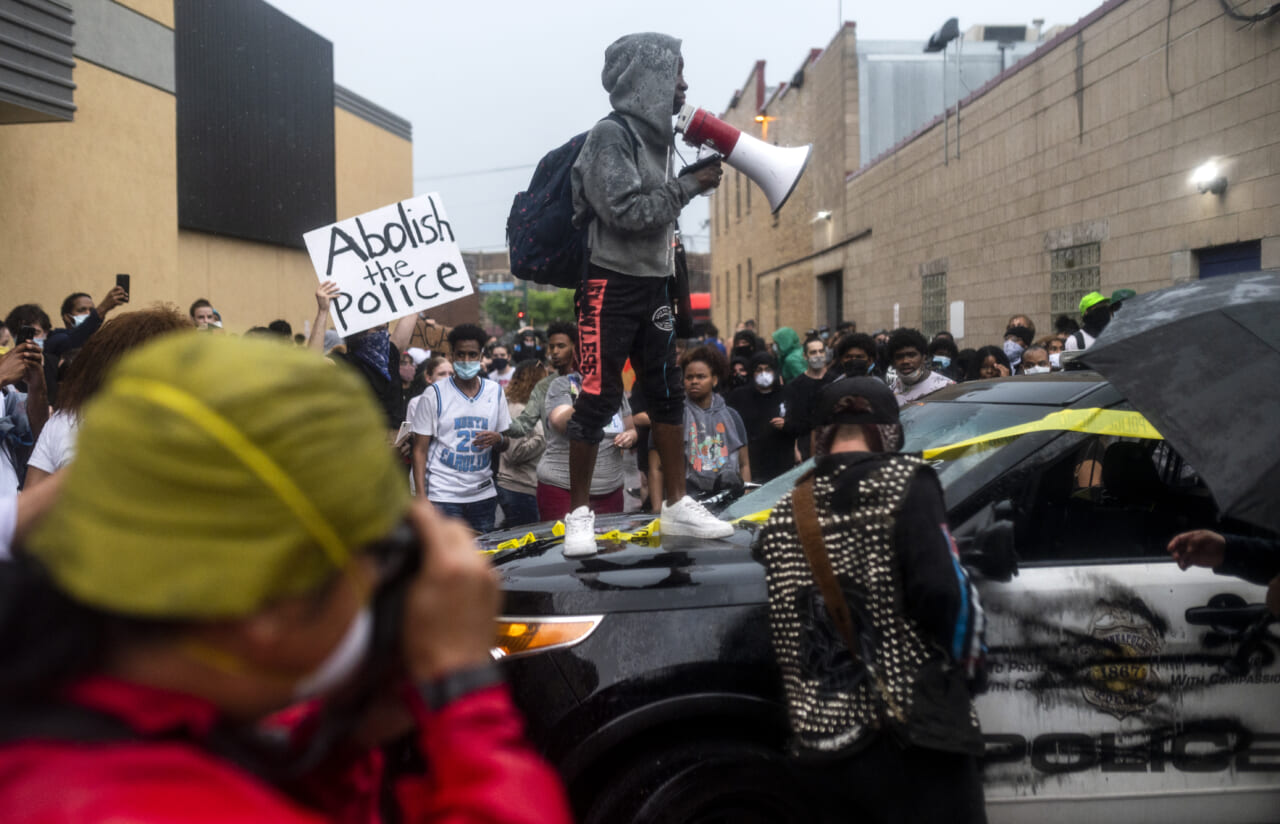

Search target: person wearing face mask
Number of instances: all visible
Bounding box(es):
[928,335,964,382]
[1064,292,1112,352]
[834,333,883,382]
[783,336,837,461]
[886,328,954,408]
[731,329,764,362]
[1018,344,1052,375]
[411,325,511,534]
[726,352,796,483]
[1001,325,1033,374]
[771,327,808,383]
[0,334,571,823]
[727,355,752,392]
[41,287,129,406]
[486,344,515,390]
[309,280,417,431]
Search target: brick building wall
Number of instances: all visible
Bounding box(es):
[712,0,1279,347]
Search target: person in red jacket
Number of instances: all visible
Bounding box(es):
[0,333,571,824]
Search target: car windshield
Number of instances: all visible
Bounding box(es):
[720,401,1059,520]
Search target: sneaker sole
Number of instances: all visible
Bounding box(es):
[660,521,736,540]
[562,541,599,558]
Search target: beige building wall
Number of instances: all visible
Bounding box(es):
[335,107,414,220]
[0,59,179,323]
[0,0,415,339]
[709,25,858,341]
[114,0,172,27]
[713,0,1279,347]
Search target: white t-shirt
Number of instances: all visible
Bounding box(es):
[28,411,78,474]
[488,365,515,389]
[411,376,510,503]
[0,494,15,560]
[889,370,954,408]
[1064,329,1095,351]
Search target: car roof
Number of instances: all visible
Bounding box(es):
[923,370,1116,407]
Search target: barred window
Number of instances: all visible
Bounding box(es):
[922,272,947,337]
[1050,243,1101,318]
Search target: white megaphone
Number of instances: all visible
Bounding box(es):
[675,104,812,214]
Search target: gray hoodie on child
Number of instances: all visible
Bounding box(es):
[571,33,703,279]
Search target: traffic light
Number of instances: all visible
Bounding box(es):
[517,309,526,323]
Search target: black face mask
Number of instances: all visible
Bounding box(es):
[490,357,509,372]
[843,358,870,378]
[1083,307,1112,334]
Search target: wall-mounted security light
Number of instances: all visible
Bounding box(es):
[811,210,833,223]
[1190,160,1227,195]
[754,114,777,141]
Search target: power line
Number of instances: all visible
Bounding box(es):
[415,163,535,182]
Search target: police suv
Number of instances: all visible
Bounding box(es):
[483,372,1279,824]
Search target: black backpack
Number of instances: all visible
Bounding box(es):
[506,113,637,289]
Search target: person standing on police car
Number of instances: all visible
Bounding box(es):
[754,378,987,823]
[563,33,731,557]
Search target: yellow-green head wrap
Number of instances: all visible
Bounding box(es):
[25,333,409,618]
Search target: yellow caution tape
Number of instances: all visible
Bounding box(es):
[732,508,774,525]
[487,408,1155,554]
[490,517,659,552]
[922,408,1161,462]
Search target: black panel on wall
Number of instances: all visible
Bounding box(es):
[175,0,335,249]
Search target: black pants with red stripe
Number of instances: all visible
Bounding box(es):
[568,267,684,444]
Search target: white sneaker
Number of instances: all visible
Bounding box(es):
[660,496,735,539]
[562,505,599,557]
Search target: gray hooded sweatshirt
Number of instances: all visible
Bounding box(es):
[571,33,703,279]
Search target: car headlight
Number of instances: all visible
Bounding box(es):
[491,615,604,660]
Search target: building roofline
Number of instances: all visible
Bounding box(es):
[334,84,412,141]
[847,0,1127,182]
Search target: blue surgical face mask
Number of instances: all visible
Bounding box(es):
[453,360,482,380]
[932,355,951,370]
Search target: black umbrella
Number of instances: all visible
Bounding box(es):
[1080,269,1280,535]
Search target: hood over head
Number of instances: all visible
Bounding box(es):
[602,33,682,141]
[731,330,762,353]
[772,327,802,356]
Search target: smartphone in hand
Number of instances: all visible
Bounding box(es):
[116,273,130,296]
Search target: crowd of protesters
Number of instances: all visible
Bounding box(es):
[0,279,1133,533]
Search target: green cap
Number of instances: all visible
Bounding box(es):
[1079,292,1110,315]
[25,334,409,619]
[1111,288,1136,304]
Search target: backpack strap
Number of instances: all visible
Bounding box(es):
[601,112,640,164]
[1072,329,1086,349]
[791,479,862,665]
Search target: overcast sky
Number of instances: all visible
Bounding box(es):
[267,0,1106,254]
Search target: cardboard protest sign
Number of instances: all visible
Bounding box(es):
[303,193,473,337]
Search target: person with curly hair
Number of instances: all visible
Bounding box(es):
[26,306,192,488]
[886,327,953,407]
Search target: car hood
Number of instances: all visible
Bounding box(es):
[481,512,768,615]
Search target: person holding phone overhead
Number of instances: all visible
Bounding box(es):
[42,277,130,404]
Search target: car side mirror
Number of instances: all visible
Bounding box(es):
[953,499,1019,582]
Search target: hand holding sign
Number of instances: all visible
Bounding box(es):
[316,280,340,311]
[303,194,475,338]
